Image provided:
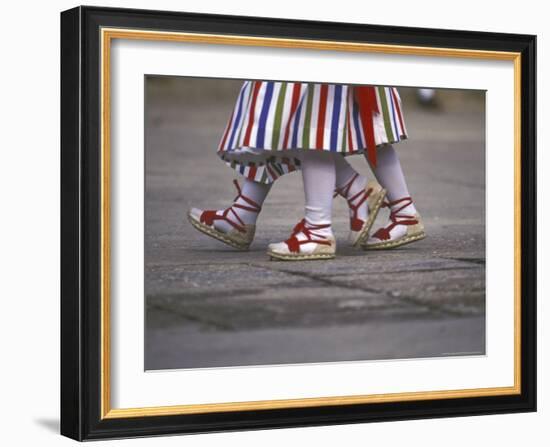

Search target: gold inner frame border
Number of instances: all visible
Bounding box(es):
[99,27,522,419]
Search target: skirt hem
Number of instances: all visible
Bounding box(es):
[219,136,407,185]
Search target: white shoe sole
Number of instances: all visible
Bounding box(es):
[267,250,336,261]
[351,187,387,247]
[365,231,426,250]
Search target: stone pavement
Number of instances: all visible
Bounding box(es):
[144,79,486,370]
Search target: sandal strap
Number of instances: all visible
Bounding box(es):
[334,173,359,198]
[373,197,418,241]
[231,179,262,213]
[285,220,332,253]
[200,180,262,233]
[334,174,371,231]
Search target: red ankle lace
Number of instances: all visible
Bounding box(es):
[200,180,262,233]
[372,197,417,241]
[284,220,332,253]
[335,173,371,231]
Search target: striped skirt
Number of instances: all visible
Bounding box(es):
[218,81,408,184]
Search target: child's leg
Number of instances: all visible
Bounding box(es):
[334,155,368,223]
[335,154,364,187]
[267,151,337,260]
[334,154,387,246]
[365,144,425,249]
[370,144,417,215]
[213,179,270,232]
[188,178,271,250]
[301,151,336,238]
[191,178,270,232]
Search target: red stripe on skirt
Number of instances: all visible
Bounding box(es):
[219,109,235,151]
[248,165,257,180]
[355,86,378,166]
[282,83,302,148]
[266,164,277,180]
[391,88,406,136]
[315,84,328,149]
[242,82,262,147]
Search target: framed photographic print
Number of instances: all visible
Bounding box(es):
[60,5,536,441]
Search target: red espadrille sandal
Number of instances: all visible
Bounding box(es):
[334,174,387,247]
[363,197,425,250]
[267,220,336,261]
[188,180,261,250]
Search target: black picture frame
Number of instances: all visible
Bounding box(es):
[61,5,536,441]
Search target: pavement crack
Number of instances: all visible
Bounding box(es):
[441,257,486,266]
[316,265,480,277]
[147,302,234,331]
[249,263,470,317]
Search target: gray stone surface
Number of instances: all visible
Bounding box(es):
[144,78,486,369]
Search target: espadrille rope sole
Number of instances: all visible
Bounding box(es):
[352,187,387,247]
[365,231,426,250]
[187,212,251,250]
[268,251,335,261]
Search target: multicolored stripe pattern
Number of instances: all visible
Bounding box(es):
[218,81,408,184]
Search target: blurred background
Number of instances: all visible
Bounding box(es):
[144,77,485,370]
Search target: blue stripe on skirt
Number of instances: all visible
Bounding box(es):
[227,83,247,149]
[352,101,364,148]
[330,85,342,151]
[255,82,275,147]
[291,97,304,149]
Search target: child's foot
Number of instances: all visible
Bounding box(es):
[335,174,387,247]
[188,180,260,250]
[363,197,426,250]
[267,220,336,261]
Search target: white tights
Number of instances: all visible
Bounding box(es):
[301,146,417,237]
[300,151,368,237]
[300,151,336,236]
[212,145,414,236]
[369,144,416,215]
[209,179,271,233]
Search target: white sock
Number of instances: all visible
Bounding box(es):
[371,144,417,215]
[212,179,270,233]
[300,151,335,239]
[334,155,369,223]
[235,179,271,224]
